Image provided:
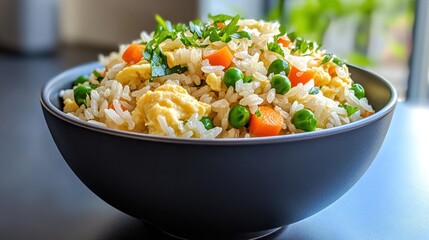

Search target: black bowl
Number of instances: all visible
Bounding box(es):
[41,62,396,239]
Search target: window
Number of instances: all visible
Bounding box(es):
[200,0,425,101]
[408,0,429,102]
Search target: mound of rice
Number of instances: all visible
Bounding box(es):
[60,15,374,139]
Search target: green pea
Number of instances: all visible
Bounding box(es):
[292,109,317,132]
[350,83,365,99]
[224,67,244,88]
[228,105,250,128]
[74,85,92,106]
[200,117,214,130]
[268,59,290,75]
[73,75,89,86]
[270,74,291,94]
[308,86,320,95]
[243,76,253,83]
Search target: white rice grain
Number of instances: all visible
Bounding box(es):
[157,115,175,137]
[267,88,276,103]
[104,109,124,126]
[239,94,263,106]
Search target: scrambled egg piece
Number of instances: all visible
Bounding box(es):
[205,73,222,91]
[322,76,351,100]
[63,98,79,113]
[132,84,211,136]
[115,64,151,87]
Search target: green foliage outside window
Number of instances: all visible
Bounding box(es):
[267,0,415,66]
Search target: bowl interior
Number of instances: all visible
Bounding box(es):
[348,66,394,111]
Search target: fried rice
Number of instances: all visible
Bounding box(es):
[60,14,374,139]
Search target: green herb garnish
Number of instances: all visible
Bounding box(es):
[267,42,284,57]
[308,87,320,95]
[287,32,297,42]
[231,31,251,40]
[274,25,287,41]
[208,14,234,23]
[333,57,345,67]
[320,54,334,65]
[92,70,103,81]
[341,104,359,116]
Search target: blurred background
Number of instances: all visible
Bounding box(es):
[1,0,428,239]
[1,0,427,100]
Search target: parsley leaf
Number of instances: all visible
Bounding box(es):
[231,31,251,40]
[206,14,241,43]
[308,87,320,95]
[300,40,309,53]
[268,42,284,57]
[209,29,221,42]
[208,14,234,23]
[274,25,287,41]
[147,48,188,80]
[320,54,334,65]
[92,70,103,81]
[189,20,204,38]
[166,65,188,75]
[180,32,208,48]
[333,57,345,67]
[149,49,168,78]
[222,15,240,36]
[143,42,188,80]
[287,32,297,42]
[155,15,173,32]
[341,104,359,116]
[291,37,318,55]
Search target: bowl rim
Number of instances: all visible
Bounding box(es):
[41,62,397,146]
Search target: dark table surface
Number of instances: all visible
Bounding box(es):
[1,47,428,240]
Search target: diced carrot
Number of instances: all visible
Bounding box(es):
[363,111,373,118]
[277,37,291,47]
[122,44,146,64]
[328,66,337,77]
[203,46,233,68]
[288,65,316,87]
[108,103,127,111]
[216,22,226,28]
[249,106,284,137]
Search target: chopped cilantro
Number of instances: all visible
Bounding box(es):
[231,31,251,40]
[341,104,359,116]
[189,20,204,38]
[255,109,262,117]
[333,57,345,67]
[223,15,240,35]
[180,32,208,48]
[92,70,103,81]
[155,15,173,32]
[274,25,287,41]
[320,54,334,65]
[143,41,188,80]
[300,40,309,53]
[209,29,221,42]
[291,37,318,55]
[208,14,234,23]
[267,42,284,57]
[308,87,320,95]
[287,32,297,42]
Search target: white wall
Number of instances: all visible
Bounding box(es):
[60,0,198,48]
